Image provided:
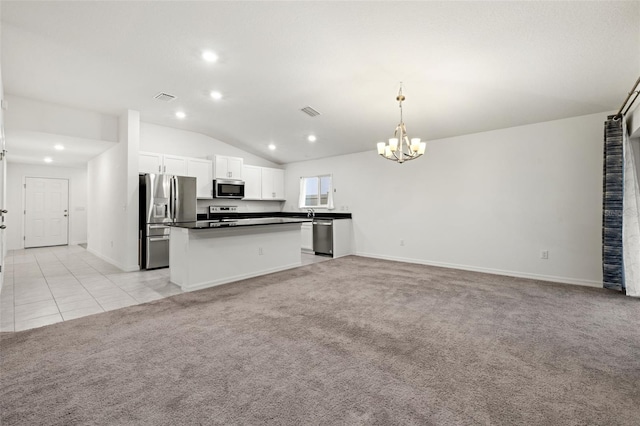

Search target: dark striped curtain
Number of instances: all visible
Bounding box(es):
[602,115,624,292]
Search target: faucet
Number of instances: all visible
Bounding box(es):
[307,208,315,218]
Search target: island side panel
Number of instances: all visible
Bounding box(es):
[169,227,191,287]
[332,219,354,258]
[170,224,302,291]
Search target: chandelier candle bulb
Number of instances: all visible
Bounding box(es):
[377,142,386,155]
[389,138,399,151]
[418,142,426,155]
[384,145,392,157]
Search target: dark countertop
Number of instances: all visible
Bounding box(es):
[173,217,312,230]
[201,211,352,221]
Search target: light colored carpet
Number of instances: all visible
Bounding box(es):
[1,256,639,425]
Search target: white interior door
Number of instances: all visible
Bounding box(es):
[24,177,69,248]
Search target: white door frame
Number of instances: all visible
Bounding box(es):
[0,127,5,291]
[23,176,70,248]
[0,99,6,291]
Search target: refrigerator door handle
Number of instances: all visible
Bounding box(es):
[174,177,181,222]
[170,177,176,222]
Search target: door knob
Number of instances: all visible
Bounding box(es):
[0,225,6,229]
[0,209,7,214]
[64,215,68,217]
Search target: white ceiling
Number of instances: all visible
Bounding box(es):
[4,130,116,168]
[1,1,639,166]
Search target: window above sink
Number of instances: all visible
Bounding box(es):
[299,175,333,209]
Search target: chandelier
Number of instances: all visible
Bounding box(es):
[376,84,426,163]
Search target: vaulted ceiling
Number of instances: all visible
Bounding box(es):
[2,1,639,165]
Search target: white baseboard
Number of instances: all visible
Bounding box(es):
[178,262,302,292]
[355,252,601,288]
[86,247,139,272]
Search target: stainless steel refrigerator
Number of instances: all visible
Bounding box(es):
[139,174,197,269]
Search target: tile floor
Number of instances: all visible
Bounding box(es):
[0,245,330,333]
[0,245,182,333]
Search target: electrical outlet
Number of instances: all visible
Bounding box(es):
[258,247,264,255]
[540,250,549,260]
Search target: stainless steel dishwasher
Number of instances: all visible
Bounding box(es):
[313,219,333,256]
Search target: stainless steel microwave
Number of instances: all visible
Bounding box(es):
[213,179,245,199]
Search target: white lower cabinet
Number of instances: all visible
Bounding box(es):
[301,222,313,251]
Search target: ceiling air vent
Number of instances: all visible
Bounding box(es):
[154,92,176,102]
[300,106,321,117]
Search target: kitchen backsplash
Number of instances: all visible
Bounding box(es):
[196,199,284,214]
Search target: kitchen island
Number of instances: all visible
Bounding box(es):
[169,218,311,291]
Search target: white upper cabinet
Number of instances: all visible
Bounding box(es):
[243,165,262,200]
[139,152,163,174]
[139,152,212,199]
[261,168,274,199]
[139,152,187,175]
[245,165,285,201]
[261,167,285,200]
[214,155,243,180]
[186,158,213,199]
[272,168,284,199]
[227,157,243,179]
[163,154,188,176]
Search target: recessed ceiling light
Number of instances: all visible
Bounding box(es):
[44,157,53,163]
[202,50,218,63]
[54,144,64,150]
[210,91,223,100]
[307,135,317,142]
[268,144,276,151]
[175,111,186,119]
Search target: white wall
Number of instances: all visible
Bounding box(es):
[140,122,279,168]
[141,122,283,214]
[284,112,608,286]
[5,162,88,250]
[87,110,139,272]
